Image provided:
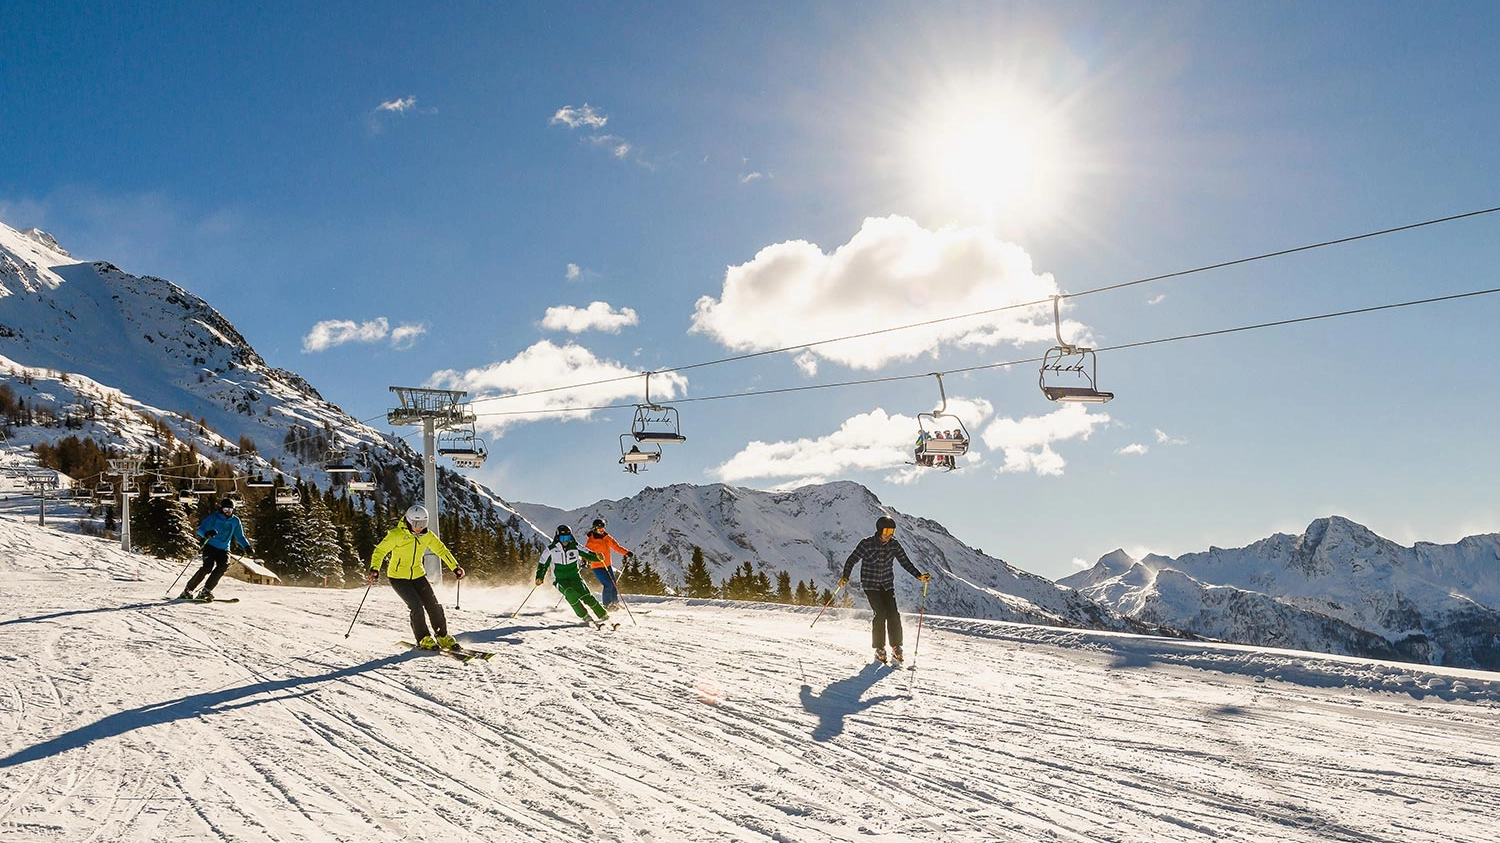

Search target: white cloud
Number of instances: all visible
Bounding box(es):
[367,96,434,133]
[711,396,993,486]
[691,215,1084,371]
[740,171,765,184]
[550,104,608,130]
[389,323,427,349]
[551,104,649,167]
[1155,429,1188,446]
[428,340,687,434]
[301,317,425,352]
[980,403,1109,476]
[1117,443,1149,456]
[540,301,639,334]
[377,96,418,114]
[1147,294,1166,305]
[565,263,582,280]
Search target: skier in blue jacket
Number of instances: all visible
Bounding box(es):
[181,498,252,601]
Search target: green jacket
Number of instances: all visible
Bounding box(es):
[370,524,460,580]
[535,538,600,586]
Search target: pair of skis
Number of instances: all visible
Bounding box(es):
[168,596,241,604]
[399,642,496,664]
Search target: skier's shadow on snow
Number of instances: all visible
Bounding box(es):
[455,626,534,646]
[0,653,408,769]
[800,662,904,742]
[0,601,168,628]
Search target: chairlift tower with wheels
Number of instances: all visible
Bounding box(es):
[387,386,475,584]
[107,457,145,553]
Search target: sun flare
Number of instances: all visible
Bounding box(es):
[908,90,1074,228]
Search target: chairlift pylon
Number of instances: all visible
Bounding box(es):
[909,373,970,471]
[1040,296,1114,404]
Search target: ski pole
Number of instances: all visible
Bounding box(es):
[810,581,848,628]
[345,576,375,639]
[165,535,212,598]
[454,575,462,610]
[510,582,540,619]
[604,567,636,626]
[910,580,929,664]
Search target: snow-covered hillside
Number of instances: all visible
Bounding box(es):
[3,494,1498,842]
[1062,516,1500,669]
[0,220,543,547]
[516,481,1153,633]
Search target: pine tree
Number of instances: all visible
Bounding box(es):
[302,491,346,585]
[683,546,715,598]
[775,570,793,604]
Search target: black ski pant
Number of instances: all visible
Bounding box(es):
[863,587,904,650]
[388,575,449,641]
[185,545,230,595]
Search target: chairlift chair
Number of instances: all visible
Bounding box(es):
[324,451,357,474]
[1039,296,1114,404]
[631,372,688,444]
[910,374,971,471]
[619,433,662,474]
[437,425,488,469]
[274,486,299,507]
[245,474,275,488]
[148,481,173,499]
[347,473,377,493]
[193,478,218,496]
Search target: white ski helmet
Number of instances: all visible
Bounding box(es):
[404,504,429,530]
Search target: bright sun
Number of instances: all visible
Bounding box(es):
[908,91,1073,229]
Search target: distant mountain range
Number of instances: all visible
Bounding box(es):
[4,218,1498,669]
[1060,516,1500,669]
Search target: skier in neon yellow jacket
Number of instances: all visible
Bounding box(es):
[368,504,466,650]
[535,524,611,626]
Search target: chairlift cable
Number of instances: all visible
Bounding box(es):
[466,204,1500,409]
[469,284,1500,418]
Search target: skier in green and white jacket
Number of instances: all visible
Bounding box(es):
[535,524,611,627]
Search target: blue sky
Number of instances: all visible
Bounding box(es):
[4,1,1499,579]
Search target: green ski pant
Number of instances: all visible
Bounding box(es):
[556,577,606,620]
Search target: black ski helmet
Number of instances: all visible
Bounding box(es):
[875,515,896,533]
[591,517,607,530]
[555,524,573,539]
[220,498,235,512]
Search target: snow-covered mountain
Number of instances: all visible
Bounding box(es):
[0,220,542,545]
[1060,515,1500,669]
[514,481,1156,633]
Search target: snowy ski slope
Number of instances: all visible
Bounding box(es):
[1,498,1497,842]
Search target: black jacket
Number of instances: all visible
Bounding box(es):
[841,535,923,591]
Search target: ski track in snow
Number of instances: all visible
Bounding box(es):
[1,509,1498,842]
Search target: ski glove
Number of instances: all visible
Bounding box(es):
[204,530,217,538]
[624,552,635,561]
[453,567,465,580]
[367,570,380,585]
[838,577,849,588]
[918,573,932,582]
[535,578,544,586]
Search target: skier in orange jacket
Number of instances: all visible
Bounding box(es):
[584,517,632,608]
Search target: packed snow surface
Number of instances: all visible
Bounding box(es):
[2,497,1497,842]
